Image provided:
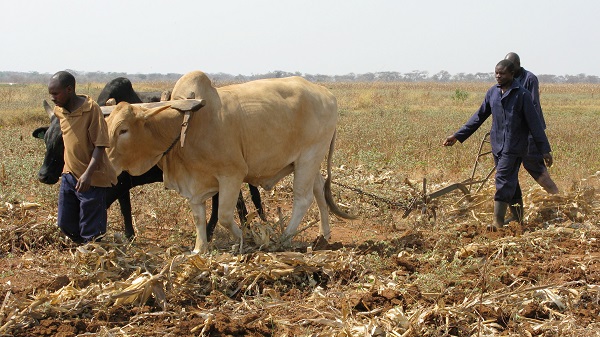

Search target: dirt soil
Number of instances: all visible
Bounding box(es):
[1,174,599,336]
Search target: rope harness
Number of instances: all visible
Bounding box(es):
[163,134,181,157]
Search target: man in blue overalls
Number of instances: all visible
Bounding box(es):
[504,52,559,222]
[443,59,553,230]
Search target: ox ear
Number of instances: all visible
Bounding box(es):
[43,100,54,119]
[32,126,48,140]
[143,105,172,120]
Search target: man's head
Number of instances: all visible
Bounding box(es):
[495,59,515,87]
[505,52,521,69]
[48,71,76,108]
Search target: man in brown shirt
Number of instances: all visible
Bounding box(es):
[48,71,117,243]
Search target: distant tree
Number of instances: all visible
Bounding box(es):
[538,74,558,83]
[334,73,356,82]
[1,70,599,84]
[431,70,451,82]
[463,73,476,82]
[305,74,333,82]
[234,74,249,82]
[452,72,467,81]
[564,74,587,83]
[555,75,567,83]
[376,71,402,82]
[404,70,428,82]
[262,70,298,79]
[474,72,493,82]
[356,72,376,82]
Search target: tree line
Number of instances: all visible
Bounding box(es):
[1,70,598,84]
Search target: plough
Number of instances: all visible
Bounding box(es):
[402,132,496,218]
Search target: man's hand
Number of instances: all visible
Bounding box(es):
[543,153,553,168]
[76,171,92,192]
[443,135,458,146]
[76,146,104,193]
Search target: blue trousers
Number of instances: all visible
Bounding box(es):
[493,153,523,204]
[57,173,107,243]
[522,135,546,180]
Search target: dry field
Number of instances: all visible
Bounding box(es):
[0,80,599,336]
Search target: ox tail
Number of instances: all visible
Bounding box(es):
[324,130,357,220]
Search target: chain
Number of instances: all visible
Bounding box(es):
[331,181,411,210]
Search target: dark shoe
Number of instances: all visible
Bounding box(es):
[492,201,509,229]
[59,228,84,244]
[83,233,105,244]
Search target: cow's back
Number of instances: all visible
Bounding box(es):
[215,77,338,179]
[166,73,337,186]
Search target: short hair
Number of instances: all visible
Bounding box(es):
[496,59,515,73]
[51,71,76,89]
[505,52,520,66]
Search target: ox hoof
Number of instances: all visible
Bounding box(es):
[191,246,208,255]
[230,236,245,255]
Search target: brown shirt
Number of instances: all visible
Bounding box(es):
[54,95,117,187]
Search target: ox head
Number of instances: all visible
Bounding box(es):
[97,77,143,106]
[105,100,206,176]
[106,102,174,176]
[106,99,206,176]
[32,100,65,184]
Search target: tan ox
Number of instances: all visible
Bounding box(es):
[106,71,354,253]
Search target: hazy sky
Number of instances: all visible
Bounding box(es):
[3,0,598,76]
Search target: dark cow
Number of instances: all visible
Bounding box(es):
[96,77,162,106]
[33,78,265,240]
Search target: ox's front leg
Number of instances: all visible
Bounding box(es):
[189,200,208,253]
[217,180,244,245]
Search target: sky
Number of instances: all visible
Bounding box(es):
[2,0,599,77]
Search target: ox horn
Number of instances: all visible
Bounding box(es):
[101,105,115,116]
[160,90,172,101]
[43,100,54,119]
[143,105,172,120]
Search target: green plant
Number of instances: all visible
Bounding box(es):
[451,88,469,102]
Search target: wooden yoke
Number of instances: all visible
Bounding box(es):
[100,99,206,116]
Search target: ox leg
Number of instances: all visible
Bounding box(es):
[207,194,219,241]
[189,200,208,253]
[209,191,248,240]
[283,169,318,242]
[235,191,249,226]
[249,184,267,221]
[105,173,135,239]
[117,194,135,239]
[312,174,331,239]
[217,181,244,246]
